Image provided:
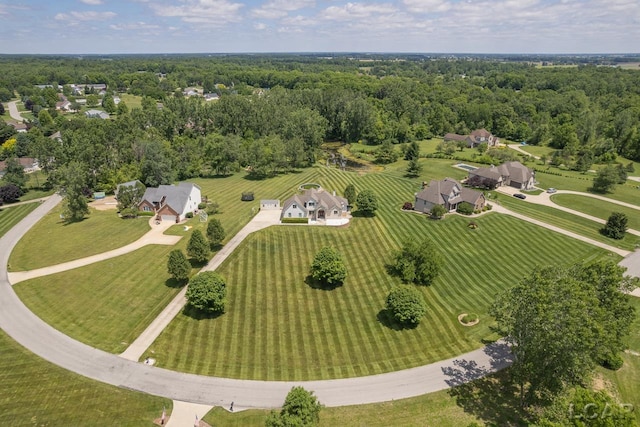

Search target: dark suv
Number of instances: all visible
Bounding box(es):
[513,193,526,200]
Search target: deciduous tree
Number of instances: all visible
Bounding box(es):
[310,246,347,287]
[265,386,322,427]
[355,188,378,217]
[390,238,443,285]
[490,263,636,407]
[186,271,226,314]
[116,180,146,218]
[60,161,90,222]
[592,165,620,193]
[385,285,427,326]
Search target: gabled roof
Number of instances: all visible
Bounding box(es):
[470,128,492,139]
[470,166,502,181]
[281,187,347,216]
[140,182,200,216]
[444,133,467,142]
[501,161,533,184]
[416,178,484,206]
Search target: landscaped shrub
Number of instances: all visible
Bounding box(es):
[137,211,155,217]
[468,221,478,229]
[197,202,207,209]
[185,212,194,219]
[281,217,309,224]
[402,201,413,210]
[456,202,474,215]
[461,313,478,324]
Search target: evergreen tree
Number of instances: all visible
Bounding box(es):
[206,218,226,247]
[167,249,190,282]
[187,229,210,263]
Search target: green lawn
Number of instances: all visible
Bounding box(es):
[13,245,182,353]
[145,166,615,380]
[599,297,640,424]
[0,329,170,427]
[493,193,640,251]
[9,205,150,271]
[119,93,143,110]
[0,203,39,238]
[203,385,489,427]
[514,144,555,158]
[551,193,640,231]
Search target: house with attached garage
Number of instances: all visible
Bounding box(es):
[444,128,500,148]
[468,161,535,190]
[281,187,350,226]
[415,178,486,214]
[138,182,202,222]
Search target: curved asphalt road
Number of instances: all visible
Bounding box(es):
[0,194,512,409]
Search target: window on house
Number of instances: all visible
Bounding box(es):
[293,204,297,209]
[143,206,150,212]
[288,213,291,217]
[298,213,302,217]
[333,210,338,215]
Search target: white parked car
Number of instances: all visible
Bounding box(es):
[546,188,557,194]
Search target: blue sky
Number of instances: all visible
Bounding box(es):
[1,0,638,54]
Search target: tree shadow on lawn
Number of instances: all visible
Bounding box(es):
[442,342,531,425]
[350,210,376,219]
[304,275,343,291]
[182,304,224,321]
[376,309,419,331]
[164,277,187,289]
[188,258,209,269]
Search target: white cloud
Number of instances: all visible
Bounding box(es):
[251,0,315,19]
[110,21,160,31]
[320,2,398,21]
[151,0,244,25]
[54,11,117,21]
[254,22,268,30]
[80,0,104,5]
[403,0,452,13]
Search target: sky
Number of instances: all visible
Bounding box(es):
[0,0,638,54]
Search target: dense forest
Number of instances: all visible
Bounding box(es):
[1,54,640,194]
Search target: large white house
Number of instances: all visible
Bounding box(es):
[281,187,350,226]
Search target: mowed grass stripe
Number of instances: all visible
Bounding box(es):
[14,245,181,353]
[0,202,39,238]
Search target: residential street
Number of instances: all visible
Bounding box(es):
[0,190,637,413]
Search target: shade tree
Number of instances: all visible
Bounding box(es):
[185,271,227,314]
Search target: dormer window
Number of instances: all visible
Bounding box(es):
[293,204,297,209]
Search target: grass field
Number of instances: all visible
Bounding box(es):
[119,93,143,110]
[599,297,640,424]
[0,203,39,238]
[0,329,170,427]
[145,165,615,380]
[14,245,182,353]
[551,193,640,231]
[493,193,640,251]
[9,205,150,271]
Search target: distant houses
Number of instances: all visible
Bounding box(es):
[414,178,486,214]
[468,161,535,190]
[85,109,109,119]
[444,128,500,149]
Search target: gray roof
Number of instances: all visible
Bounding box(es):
[416,178,484,206]
[500,161,533,184]
[85,109,109,119]
[470,166,502,181]
[141,182,200,215]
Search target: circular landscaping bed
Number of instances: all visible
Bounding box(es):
[458,313,480,326]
